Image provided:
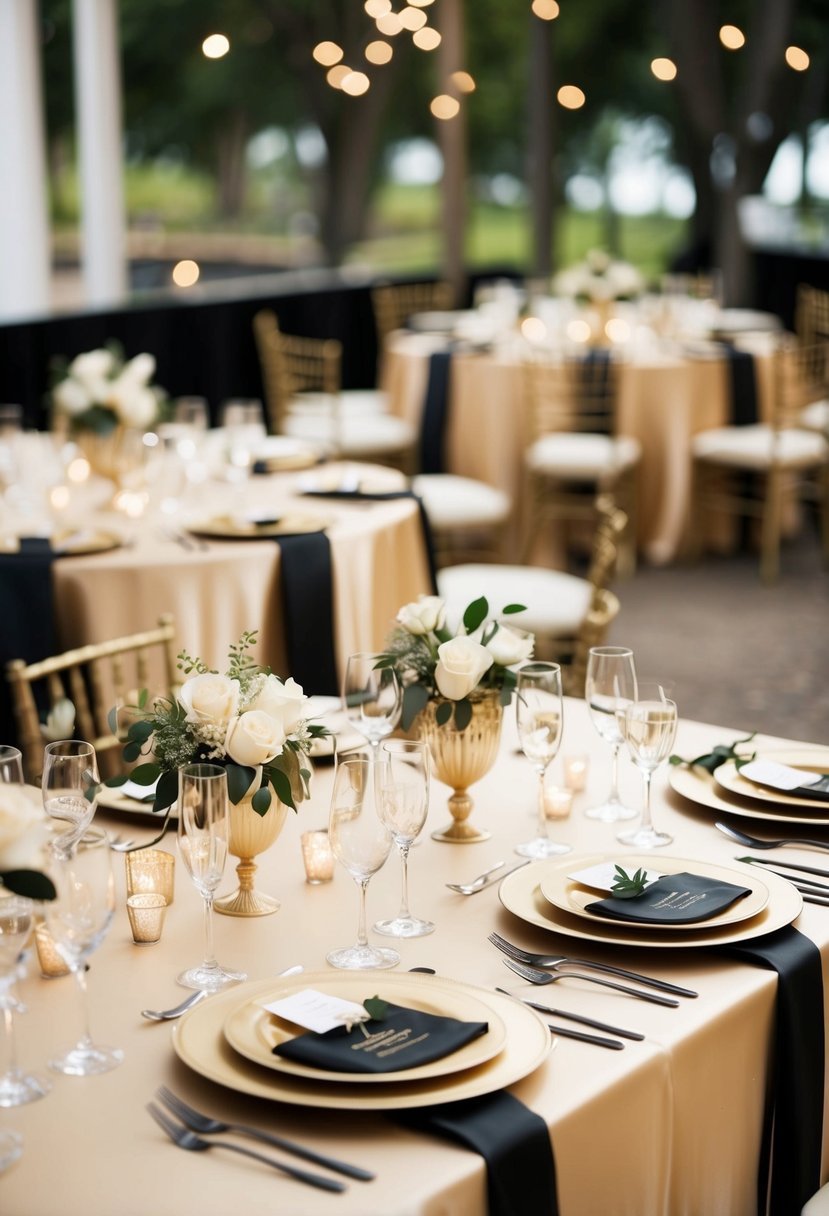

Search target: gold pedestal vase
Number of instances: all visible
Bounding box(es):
[418,692,504,843]
[214,794,288,917]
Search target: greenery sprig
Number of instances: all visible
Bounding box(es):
[610,865,650,899]
[669,732,756,774]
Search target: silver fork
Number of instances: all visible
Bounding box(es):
[145,1103,345,1192]
[156,1087,374,1181]
[488,931,698,999]
[503,958,680,1006]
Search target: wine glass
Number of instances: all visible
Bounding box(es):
[0,895,51,1105]
[327,754,398,970]
[0,746,23,784]
[617,694,678,848]
[176,764,246,992]
[584,646,638,821]
[44,829,123,1075]
[374,739,434,938]
[41,740,100,858]
[514,662,571,858]
[342,654,402,755]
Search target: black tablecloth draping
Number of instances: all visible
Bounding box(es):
[419,349,453,475]
[0,539,57,749]
[275,532,339,697]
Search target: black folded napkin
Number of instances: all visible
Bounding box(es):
[586,871,751,925]
[273,532,338,696]
[273,1001,488,1074]
[419,349,453,474]
[716,926,824,1216]
[392,1091,558,1216]
[0,538,57,748]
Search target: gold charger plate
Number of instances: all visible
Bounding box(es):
[173,972,551,1111]
[669,761,829,828]
[499,858,801,950]
[187,513,332,540]
[52,528,122,556]
[223,971,508,1084]
[539,852,769,933]
[714,751,829,812]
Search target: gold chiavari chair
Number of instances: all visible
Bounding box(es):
[795,284,829,438]
[6,614,178,782]
[371,280,456,352]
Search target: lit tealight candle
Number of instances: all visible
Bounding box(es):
[301,830,335,884]
[543,785,573,820]
[563,754,589,792]
[34,922,70,978]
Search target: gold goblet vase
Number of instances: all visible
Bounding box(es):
[419,692,503,843]
[214,794,288,917]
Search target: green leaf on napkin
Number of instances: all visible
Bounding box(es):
[610,865,650,899]
[363,996,390,1022]
[669,732,756,774]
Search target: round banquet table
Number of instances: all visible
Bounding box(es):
[4,698,829,1216]
[382,327,779,565]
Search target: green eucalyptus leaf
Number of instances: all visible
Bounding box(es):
[127,762,161,786]
[104,774,128,788]
[152,768,179,815]
[122,741,142,764]
[138,688,149,709]
[462,596,488,634]
[251,786,272,816]
[502,603,527,615]
[0,869,57,901]
[453,698,472,731]
[127,720,154,744]
[435,701,453,726]
[226,764,256,805]
[401,681,430,730]
[107,705,119,735]
[269,767,296,811]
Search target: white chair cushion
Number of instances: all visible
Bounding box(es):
[412,475,511,529]
[692,424,828,470]
[288,389,390,418]
[437,563,592,637]
[801,398,829,433]
[526,433,641,479]
[284,411,415,456]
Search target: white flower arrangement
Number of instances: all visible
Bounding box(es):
[51,345,166,434]
[379,595,535,731]
[552,249,645,303]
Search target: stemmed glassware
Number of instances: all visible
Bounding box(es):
[618,690,678,849]
[374,739,434,938]
[41,740,100,858]
[43,829,123,1075]
[514,662,571,858]
[0,746,23,784]
[327,754,398,970]
[0,895,51,1105]
[584,646,638,822]
[176,764,246,992]
[342,654,402,756]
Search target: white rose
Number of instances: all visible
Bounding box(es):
[484,623,534,667]
[109,381,158,428]
[0,786,47,870]
[397,596,445,636]
[120,352,156,386]
[53,377,91,417]
[434,636,493,701]
[179,673,240,727]
[225,710,285,767]
[69,350,115,396]
[249,675,307,734]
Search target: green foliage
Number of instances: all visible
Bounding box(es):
[0,870,57,901]
[610,865,650,899]
[670,733,756,774]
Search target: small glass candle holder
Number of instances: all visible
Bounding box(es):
[126,894,168,945]
[301,829,335,884]
[124,848,175,904]
[563,754,589,793]
[34,921,71,978]
[542,784,574,821]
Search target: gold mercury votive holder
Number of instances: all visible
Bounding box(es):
[126,894,168,945]
[124,848,175,904]
[301,829,335,884]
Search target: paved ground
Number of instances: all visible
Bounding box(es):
[606,526,829,745]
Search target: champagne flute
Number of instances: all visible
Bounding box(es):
[342,654,402,755]
[584,646,638,821]
[374,739,434,938]
[176,764,246,992]
[44,829,123,1075]
[41,740,100,858]
[514,662,570,858]
[617,694,679,849]
[0,895,51,1105]
[327,754,398,970]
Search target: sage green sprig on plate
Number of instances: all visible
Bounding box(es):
[610,865,651,899]
[669,732,756,774]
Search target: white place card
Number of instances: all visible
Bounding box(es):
[568,861,664,893]
[740,760,822,793]
[119,777,159,799]
[262,989,368,1034]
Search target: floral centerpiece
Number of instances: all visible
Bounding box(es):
[52,345,166,435]
[552,249,645,304]
[106,631,329,835]
[378,594,534,730]
[0,785,56,900]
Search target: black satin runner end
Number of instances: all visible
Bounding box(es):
[392,1091,558,1216]
[419,349,452,474]
[275,532,339,696]
[580,348,613,436]
[718,925,824,1216]
[722,344,758,427]
[0,539,57,748]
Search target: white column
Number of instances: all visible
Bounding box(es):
[72,0,128,307]
[0,0,51,320]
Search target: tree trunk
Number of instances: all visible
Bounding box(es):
[527,11,555,279]
[216,109,249,220]
[436,0,467,305]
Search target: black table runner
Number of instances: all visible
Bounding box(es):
[419,349,453,474]
[275,532,339,696]
[722,343,759,427]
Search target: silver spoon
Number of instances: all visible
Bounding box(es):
[141,964,303,1021]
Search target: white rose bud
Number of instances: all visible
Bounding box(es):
[225,710,285,767]
[109,381,158,429]
[0,785,47,870]
[434,636,493,701]
[121,352,156,386]
[397,596,446,636]
[249,674,307,734]
[69,349,115,395]
[484,623,534,667]
[179,673,240,727]
[53,377,91,417]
